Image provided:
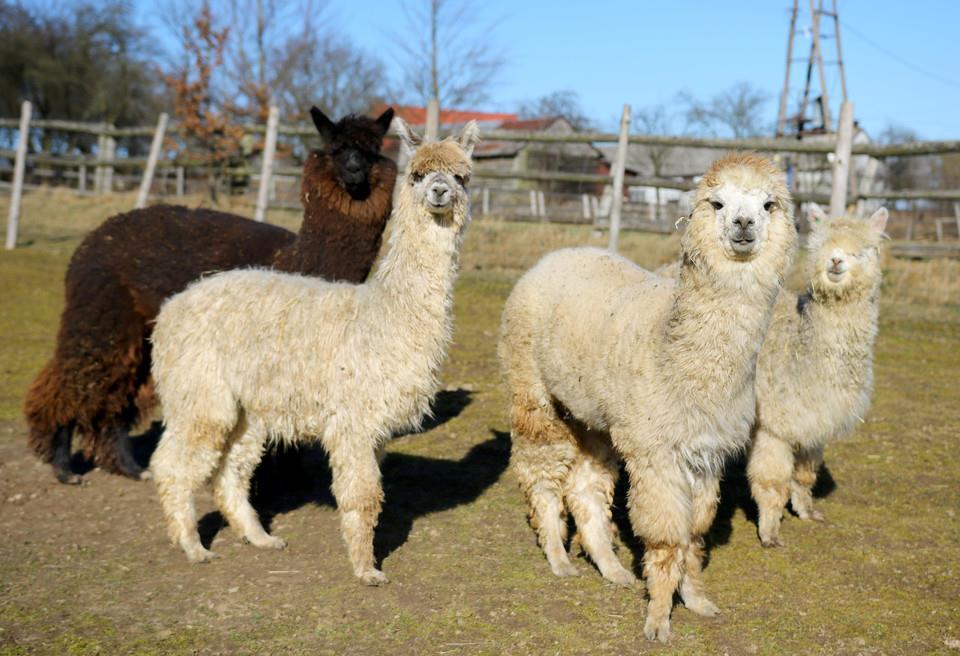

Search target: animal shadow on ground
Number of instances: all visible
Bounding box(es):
[606,454,837,578]
[196,390,511,565]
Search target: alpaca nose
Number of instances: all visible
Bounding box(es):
[733,216,755,231]
[830,257,843,268]
[431,183,450,204]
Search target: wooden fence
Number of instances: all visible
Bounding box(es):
[3,100,959,253]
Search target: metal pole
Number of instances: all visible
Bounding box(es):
[135,113,169,209]
[5,100,31,250]
[809,0,832,131]
[255,105,279,222]
[608,104,631,252]
[776,0,799,136]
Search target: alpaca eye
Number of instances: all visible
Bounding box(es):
[710,201,723,211]
[411,172,424,183]
[454,175,465,186]
[764,201,774,212]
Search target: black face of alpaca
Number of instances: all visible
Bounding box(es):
[310,106,394,200]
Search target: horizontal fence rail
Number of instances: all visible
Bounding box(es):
[2,100,959,253]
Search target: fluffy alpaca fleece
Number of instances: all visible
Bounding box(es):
[149,119,480,585]
[748,206,887,547]
[498,153,796,641]
[23,108,395,484]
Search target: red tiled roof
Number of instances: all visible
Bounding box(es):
[497,117,562,131]
[373,103,517,126]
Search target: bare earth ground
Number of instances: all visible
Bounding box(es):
[1,190,959,655]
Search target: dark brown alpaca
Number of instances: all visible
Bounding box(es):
[24,107,397,484]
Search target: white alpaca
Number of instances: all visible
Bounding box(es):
[748,205,887,547]
[149,119,479,585]
[498,154,797,641]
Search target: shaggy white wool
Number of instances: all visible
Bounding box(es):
[149,119,480,585]
[499,153,797,642]
[748,206,887,547]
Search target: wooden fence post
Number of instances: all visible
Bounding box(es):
[582,194,591,220]
[608,103,631,252]
[255,105,279,223]
[176,166,185,196]
[537,190,546,219]
[78,164,87,194]
[829,101,854,217]
[5,100,31,250]
[529,190,538,217]
[102,126,116,194]
[135,112,169,209]
[482,187,490,216]
[425,98,440,141]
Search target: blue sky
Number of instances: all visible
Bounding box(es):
[139,0,960,139]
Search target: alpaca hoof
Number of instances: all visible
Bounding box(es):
[684,596,720,618]
[643,615,671,642]
[760,535,784,548]
[802,509,825,522]
[602,566,637,587]
[359,568,389,586]
[246,534,287,551]
[550,560,579,578]
[184,545,219,563]
[55,469,83,485]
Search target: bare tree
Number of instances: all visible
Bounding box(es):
[633,103,677,220]
[678,82,770,138]
[271,31,389,122]
[517,90,593,130]
[393,0,506,108]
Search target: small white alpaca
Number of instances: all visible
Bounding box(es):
[748,205,888,547]
[499,154,797,641]
[149,119,479,585]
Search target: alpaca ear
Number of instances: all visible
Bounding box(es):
[807,204,828,232]
[374,107,395,137]
[310,106,335,142]
[457,120,481,157]
[868,207,889,237]
[393,118,423,156]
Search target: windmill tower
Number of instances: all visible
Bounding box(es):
[776,0,849,136]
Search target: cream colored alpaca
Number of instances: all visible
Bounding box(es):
[149,119,479,585]
[748,205,887,547]
[499,153,796,641]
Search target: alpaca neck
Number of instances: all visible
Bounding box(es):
[662,254,784,395]
[368,190,465,342]
[801,284,880,364]
[274,155,396,282]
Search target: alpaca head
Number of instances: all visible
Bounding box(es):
[393,118,480,229]
[310,106,395,198]
[685,153,793,265]
[806,205,887,302]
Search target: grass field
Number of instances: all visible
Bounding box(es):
[1,189,959,655]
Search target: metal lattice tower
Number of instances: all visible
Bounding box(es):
[776,0,848,137]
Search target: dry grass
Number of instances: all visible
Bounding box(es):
[0,189,958,654]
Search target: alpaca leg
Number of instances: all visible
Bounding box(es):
[328,439,387,585]
[510,393,579,578]
[51,425,80,485]
[747,428,794,547]
[151,423,228,563]
[116,429,150,480]
[564,431,634,586]
[213,426,285,550]
[790,446,825,522]
[623,453,692,642]
[679,474,720,617]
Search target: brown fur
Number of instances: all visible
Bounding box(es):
[24,120,397,483]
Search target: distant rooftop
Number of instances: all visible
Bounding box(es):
[375,104,517,127]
